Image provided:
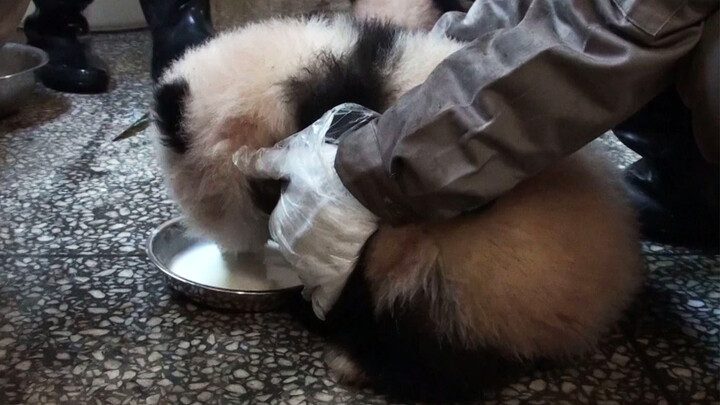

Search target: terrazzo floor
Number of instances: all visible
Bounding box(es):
[0,30,718,405]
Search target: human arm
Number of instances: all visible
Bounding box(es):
[336,0,718,223]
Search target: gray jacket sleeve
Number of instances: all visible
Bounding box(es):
[335,0,718,223]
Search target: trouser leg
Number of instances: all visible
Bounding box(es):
[139,0,214,82]
[24,0,109,94]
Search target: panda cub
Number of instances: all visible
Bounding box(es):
[151,12,643,402]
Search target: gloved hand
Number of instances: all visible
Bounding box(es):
[233,104,380,319]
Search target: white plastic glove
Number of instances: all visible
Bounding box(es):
[233,104,380,319]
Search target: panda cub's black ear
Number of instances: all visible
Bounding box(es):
[153,79,190,154]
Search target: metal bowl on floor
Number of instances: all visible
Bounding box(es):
[147,217,303,312]
[0,42,48,118]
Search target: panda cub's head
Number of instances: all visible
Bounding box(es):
[150,17,362,252]
[150,21,312,253]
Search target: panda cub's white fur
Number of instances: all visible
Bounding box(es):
[152,11,643,399]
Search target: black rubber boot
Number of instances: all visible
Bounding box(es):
[24,0,109,94]
[614,88,719,250]
[139,0,214,82]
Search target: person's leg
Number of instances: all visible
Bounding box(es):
[678,11,718,165]
[139,0,214,82]
[615,11,719,249]
[614,86,719,249]
[24,0,109,94]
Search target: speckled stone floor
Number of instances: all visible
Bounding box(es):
[0,31,718,405]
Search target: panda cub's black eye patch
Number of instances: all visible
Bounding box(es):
[248,178,284,215]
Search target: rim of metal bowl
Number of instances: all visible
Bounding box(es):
[146,217,303,297]
[0,43,49,80]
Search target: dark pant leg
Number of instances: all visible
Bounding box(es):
[25,0,110,94]
[139,0,214,82]
[614,87,719,248]
[28,0,93,36]
[678,11,719,164]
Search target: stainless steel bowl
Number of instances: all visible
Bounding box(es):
[0,42,48,118]
[147,217,303,312]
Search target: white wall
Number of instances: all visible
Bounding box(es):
[23,0,147,32]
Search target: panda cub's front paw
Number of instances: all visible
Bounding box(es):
[324,347,368,387]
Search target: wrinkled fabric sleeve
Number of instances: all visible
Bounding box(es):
[335,0,718,223]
